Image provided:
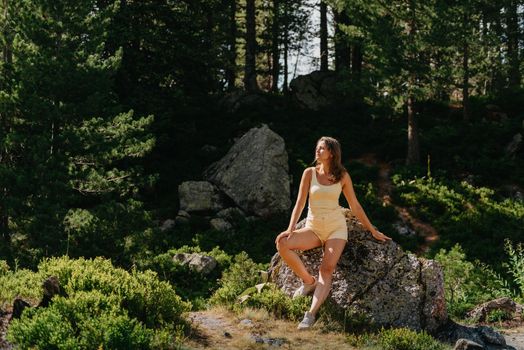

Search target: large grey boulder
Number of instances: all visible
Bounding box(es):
[178,181,227,213]
[289,70,338,110]
[204,124,291,217]
[269,209,447,333]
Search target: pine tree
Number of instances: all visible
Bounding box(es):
[0,0,154,264]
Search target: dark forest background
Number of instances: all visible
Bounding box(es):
[0,0,523,347]
[0,0,523,343]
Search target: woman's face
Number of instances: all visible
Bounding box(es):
[315,141,332,161]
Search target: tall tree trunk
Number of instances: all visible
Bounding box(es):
[282,3,289,94]
[351,42,362,81]
[406,0,419,165]
[491,6,504,93]
[333,9,350,73]
[506,0,520,88]
[271,0,280,92]
[0,0,11,242]
[226,0,237,91]
[406,94,420,165]
[462,11,470,121]
[462,37,470,121]
[1,0,11,65]
[244,0,259,92]
[320,1,328,71]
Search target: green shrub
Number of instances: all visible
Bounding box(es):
[435,244,514,318]
[191,215,286,263]
[0,268,44,306]
[239,283,309,321]
[37,256,190,328]
[378,327,448,350]
[486,309,513,323]
[210,251,267,306]
[6,256,190,349]
[346,332,376,348]
[8,290,153,349]
[504,239,524,299]
[210,252,309,320]
[392,175,524,266]
[0,260,9,275]
[140,245,233,307]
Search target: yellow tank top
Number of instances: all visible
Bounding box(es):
[308,168,342,214]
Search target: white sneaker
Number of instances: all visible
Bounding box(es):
[297,311,316,330]
[292,277,317,299]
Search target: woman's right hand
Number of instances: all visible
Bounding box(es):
[275,230,293,245]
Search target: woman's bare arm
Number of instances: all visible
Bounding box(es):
[341,172,391,242]
[286,167,312,231]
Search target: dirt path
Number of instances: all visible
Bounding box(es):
[501,326,524,350]
[186,308,524,349]
[0,310,13,350]
[353,153,439,254]
[185,308,356,350]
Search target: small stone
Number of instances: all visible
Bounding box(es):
[175,210,190,224]
[454,338,484,350]
[216,207,245,220]
[224,331,232,338]
[201,144,218,153]
[239,319,254,327]
[173,253,217,274]
[210,218,233,232]
[159,219,175,232]
[10,298,31,320]
[250,335,285,347]
[393,222,416,236]
[505,133,522,156]
[252,335,264,343]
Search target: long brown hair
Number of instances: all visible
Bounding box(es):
[314,136,347,183]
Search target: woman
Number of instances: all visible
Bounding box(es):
[275,136,391,330]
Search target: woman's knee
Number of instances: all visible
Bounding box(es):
[319,261,337,275]
[276,238,289,253]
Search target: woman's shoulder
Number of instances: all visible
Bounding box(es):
[302,167,315,179]
[303,166,316,173]
[340,169,351,182]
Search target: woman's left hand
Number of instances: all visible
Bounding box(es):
[371,229,392,242]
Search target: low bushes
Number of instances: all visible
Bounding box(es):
[141,245,233,308]
[377,327,448,350]
[435,241,524,319]
[5,256,190,349]
[392,175,524,265]
[210,252,309,320]
[346,328,449,350]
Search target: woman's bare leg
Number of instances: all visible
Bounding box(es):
[309,238,346,316]
[276,227,322,284]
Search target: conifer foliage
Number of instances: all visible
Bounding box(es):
[0,0,154,264]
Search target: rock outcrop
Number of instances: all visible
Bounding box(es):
[270,209,447,333]
[204,124,291,217]
[218,90,275,113]
[466,297,523,322]
[289,70,338,110]
[173,253,218,274]
[439,321,514,350]
[178,181,227,213]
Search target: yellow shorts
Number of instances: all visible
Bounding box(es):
[305,209,348,243]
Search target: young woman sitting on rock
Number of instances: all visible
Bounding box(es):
[275,136,391,330]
